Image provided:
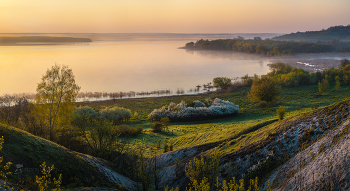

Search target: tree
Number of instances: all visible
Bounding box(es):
[335,76,341,91]
[255,44,265,54]
[318,79,329,95]
[254,37,262,41]
[276,106,286,120]
[213,77,233,90]
[270,47,281,56]
[34,64,80,141]
[185,42,194,48]
[248,76,281,102]
[344,74,349,85]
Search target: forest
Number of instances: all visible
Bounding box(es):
[273,25,350,42]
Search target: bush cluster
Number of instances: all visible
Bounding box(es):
[116,125,143,137]
[100,106,132,123]
[148,98,239,121]
[74,106,131,124]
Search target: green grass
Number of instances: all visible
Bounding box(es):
[0,124,118,189]
[83,82,350,157]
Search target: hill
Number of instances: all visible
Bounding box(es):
[0,124,136,190]
[150,98,350,190]
[272,25,350,43]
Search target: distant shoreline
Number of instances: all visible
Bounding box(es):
[0,36,92,46]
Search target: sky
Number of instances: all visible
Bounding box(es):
[1,0,350,33]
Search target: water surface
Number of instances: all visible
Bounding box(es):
[2,33,349,96]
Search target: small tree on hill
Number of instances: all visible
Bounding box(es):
[33,64,80,141]
[318,79,329,95]
[276,106,286,120]
[248,76,281,103]
[343,74,349,85]
[335,76,341,91]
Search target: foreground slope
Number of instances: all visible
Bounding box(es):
[154,98,350,190]
[0,124,136,190]
[265,115,350,190]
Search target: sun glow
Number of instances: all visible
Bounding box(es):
[1,0,349,33]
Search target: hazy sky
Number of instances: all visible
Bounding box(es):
[1,0,350,33]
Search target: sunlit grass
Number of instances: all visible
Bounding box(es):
[81,82,350,157]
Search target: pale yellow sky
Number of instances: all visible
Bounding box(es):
[1,0,349,33]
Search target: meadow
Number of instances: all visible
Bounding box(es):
[78,81,350,157]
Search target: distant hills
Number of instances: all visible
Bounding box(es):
[273,25,350,42]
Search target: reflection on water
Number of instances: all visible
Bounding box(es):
[2,33,349,95]
[0,39,272,95]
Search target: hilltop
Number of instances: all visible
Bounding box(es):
[272,25,350,43]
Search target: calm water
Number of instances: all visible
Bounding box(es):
[2,33,348,96]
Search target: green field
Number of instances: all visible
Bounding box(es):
[79,81,350,157]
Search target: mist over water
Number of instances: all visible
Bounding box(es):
[0,33,349,95]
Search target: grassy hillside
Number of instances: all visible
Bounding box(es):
[0,123,124,190]
[3,76,350,190]
[153,97,350,190]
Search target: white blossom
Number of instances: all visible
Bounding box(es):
[148,98,239,121]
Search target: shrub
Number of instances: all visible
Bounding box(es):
[295,106,302,110]
[116,125,143,137]
[258,101,268,108]
[318,143,326,154]
[276,106,286,120]
[152,122,164,132]
[148,98,239,121]
[335,76,341,91]
[318,79,329,95]
[311,103,319,110]
[242,74,254,87]
[73,106,98,123]
[241,91,247,96]
[164,141,169,153]
[213,77,233,90]
[100,106,132,124]
[248,76,281,102]
[193,100,206,108]
[151,117,170,132]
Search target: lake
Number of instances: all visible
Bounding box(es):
[1,33,349,97]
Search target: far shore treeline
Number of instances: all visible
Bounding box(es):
[183,37,350,56]
[0,36,92,44]
[182,25,350,56]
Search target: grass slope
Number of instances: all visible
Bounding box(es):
[80,82,350,158]
[153,97,350,190]
[0,124,123,190]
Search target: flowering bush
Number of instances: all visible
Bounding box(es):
[148,98,239,121]
[100,106,132,123]
[73,106,99,123]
